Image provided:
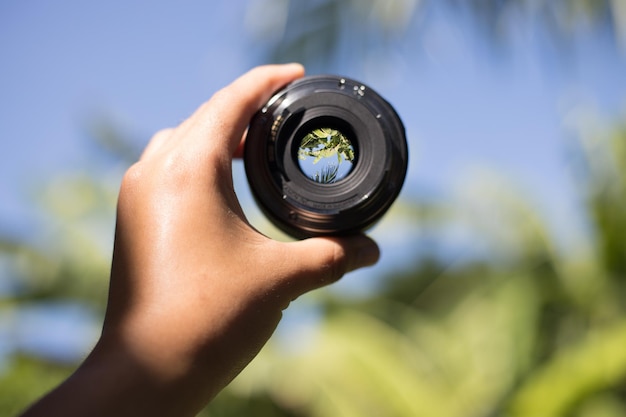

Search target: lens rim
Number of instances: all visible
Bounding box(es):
[244,75,408,239]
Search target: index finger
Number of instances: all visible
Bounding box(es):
[183,64,305,160]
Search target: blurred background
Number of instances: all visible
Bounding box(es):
[2,0,626,415]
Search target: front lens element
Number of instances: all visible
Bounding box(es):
[297,127,355,184]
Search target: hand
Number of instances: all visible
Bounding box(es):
[20,64,379,417]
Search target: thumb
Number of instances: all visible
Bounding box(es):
[277,235,380,298]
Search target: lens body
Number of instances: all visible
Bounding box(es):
[244,75,408,239]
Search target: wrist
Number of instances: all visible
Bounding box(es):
[21,333,210,417]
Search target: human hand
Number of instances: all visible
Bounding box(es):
[19,64,379,417]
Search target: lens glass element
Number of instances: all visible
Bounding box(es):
[297,127,356,184]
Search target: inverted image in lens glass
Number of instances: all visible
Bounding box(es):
[297,127,355,184]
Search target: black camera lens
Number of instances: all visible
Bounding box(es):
[244,75,408,239]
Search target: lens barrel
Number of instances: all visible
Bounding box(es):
[244,75,408,239]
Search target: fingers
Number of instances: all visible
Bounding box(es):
[183,64,305,159]
[273,235,380,299]
[139,65,304,165]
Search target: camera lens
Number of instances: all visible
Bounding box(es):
[244,75,408,239]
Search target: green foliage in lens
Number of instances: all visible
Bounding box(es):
[298,128,355,165]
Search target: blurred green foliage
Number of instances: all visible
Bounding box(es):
[216,119,626,417]
[0,356,73,417]
[2,1,626,416]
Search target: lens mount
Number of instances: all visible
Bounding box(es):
[244,75,408,239]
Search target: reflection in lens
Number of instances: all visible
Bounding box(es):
[298,128,355,184]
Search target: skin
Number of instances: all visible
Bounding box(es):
[20,64,379,417]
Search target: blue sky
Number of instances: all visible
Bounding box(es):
[2,1,624,242]
[1,0,626,362]
[1,0,625,282]
[1,1,249,233]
